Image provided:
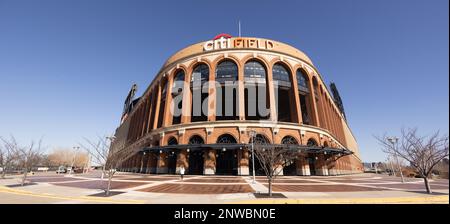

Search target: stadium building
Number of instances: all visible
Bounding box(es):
[112,35,363,176]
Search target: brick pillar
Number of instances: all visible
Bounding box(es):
[204,149,216,175]
[156,152,169,174]
[238,149,249,175]
[315,154,329,176]
[176,149,189,174]
[266,64,278,122]
[133,155,139,173]
[147,153,157,174]
[308,77,320,127]
[327,156,337,176]
[296,155,310,176]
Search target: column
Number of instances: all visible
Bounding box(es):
[156,152,169,174]
[176,149,189,174]
[181,67,192,124]
[238,149,249,175]
[147,152,157,174]
[296,155,310,176]
[291,70,303,124]
[238,61,245,121]
[208,64,216,122]
[315,154,329,176]
[152,84,162,129]
[204,149,216,175]
[163,74,175,127]
[307,78,320,127]
[266,65,278,122]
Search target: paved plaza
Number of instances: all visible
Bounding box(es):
[0,171,448,204]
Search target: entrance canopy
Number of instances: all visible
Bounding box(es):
[141,143,353,156]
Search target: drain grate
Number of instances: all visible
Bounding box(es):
[253,192,287,198]
[88,191,126,197]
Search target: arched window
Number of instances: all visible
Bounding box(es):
[281,136,298,145]
[244,60,266,79]
[215,60,238,120]
[171,70,185,125]
[296,69,311,125]
[253,134,270,145]
[296,69,309,93]
[244,60,269,120]
[157,80,168,128]
[167,137,178,145]
[191,64,209,122]
[172,70,185,91]
[215,60,238,82]
[307,138,318,147]
[216,134,237,144]
[273,63,294,122]
[188,135,204,145]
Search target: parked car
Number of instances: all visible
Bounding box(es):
[56,166,67,174]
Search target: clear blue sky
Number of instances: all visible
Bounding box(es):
[0,0,448,162]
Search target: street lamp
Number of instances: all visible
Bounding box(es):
[387,136,404,183]
[387,155,396,176]
[69,146,80,175]
[249,130,257,184]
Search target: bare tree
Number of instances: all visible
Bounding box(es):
[80,135,125,196]
[0,136,44,185]
[376,128,449,194]
[0,136,20,178]
[253,144,298,197]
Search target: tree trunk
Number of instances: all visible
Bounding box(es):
[101,166,105,180]
[268,178,272,197]
[106,170,113,196]
[1,167,5,179]
[21,168,28,186]
[423,177,432,194]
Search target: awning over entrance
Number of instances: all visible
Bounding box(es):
[141,143,353,156]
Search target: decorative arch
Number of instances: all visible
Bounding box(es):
[212,55,241,70]
[188,135,205,144]
[187,58,212,73]
[241,55,270,71]
[307,138,318,147]
[167,136,178,145]
[281,135,299,145]
[253,134,271,145]
[216,134,237,144]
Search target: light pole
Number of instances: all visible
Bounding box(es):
[249,130,257,184]
[387,156,396,176]
[387,136,404,183]
[69,146,80,175]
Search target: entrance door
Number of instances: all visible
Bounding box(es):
[283,159,297,176]
[308,156,316,176]
[248,153,266,176]
[167,152,177,174]
[215,150,238,175]
[188,150,204,175]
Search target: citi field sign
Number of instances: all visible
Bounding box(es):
[203,34,275,51]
